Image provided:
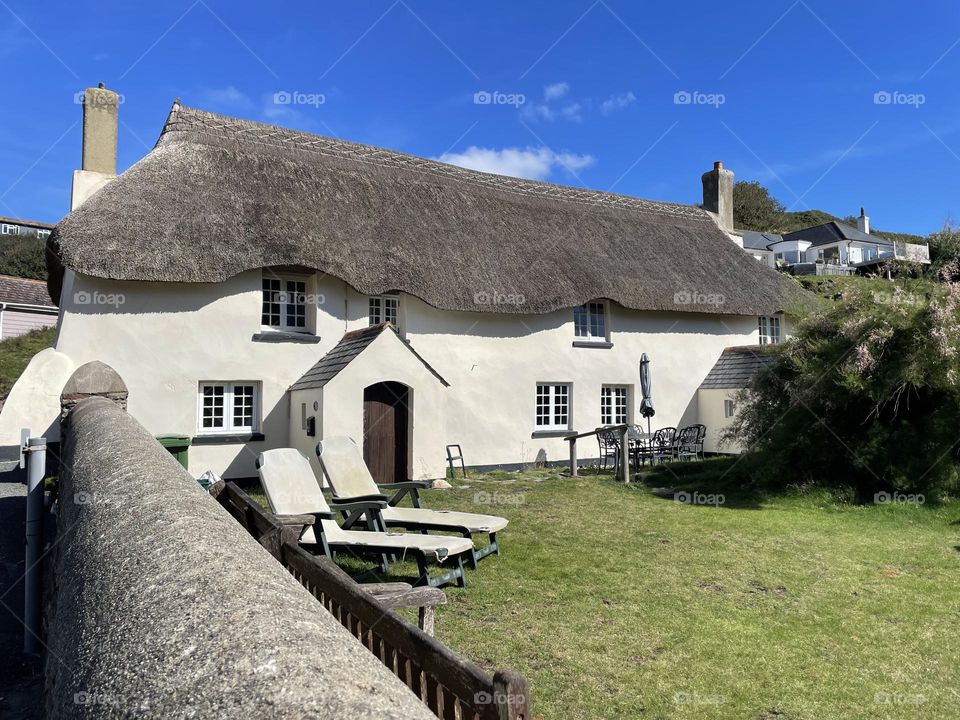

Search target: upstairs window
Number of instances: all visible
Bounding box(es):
[262,275,307,331]
[601,386,629,425]
[535,383,571,431]
[574,301,607,342]
[0,223,19,235]
[36,229,51,240]
[369,295,399,326]
[759,316,781,345]
[198,382,260,434]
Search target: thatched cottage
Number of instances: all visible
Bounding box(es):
[0,86,806,480]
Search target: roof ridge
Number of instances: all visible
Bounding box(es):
[159,104,712,223]
[0,273,46,284]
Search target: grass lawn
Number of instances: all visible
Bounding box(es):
[331,460,959,720]
[250,459,960,718]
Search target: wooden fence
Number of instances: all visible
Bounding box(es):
[212,481,530,720]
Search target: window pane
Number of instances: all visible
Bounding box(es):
[232,385,255,428]
[384,297,398,325]
[262,278,281,326]
[369,297,382,325]
[574,305,588,337]
[589,303,606,338]
[202,385,225,428]
[554,385,569,426]
[285,280,306,329]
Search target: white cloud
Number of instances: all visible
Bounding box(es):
[601,91,636,116]
[435,146,595,181]
[201,86,253,109]
[561,103,583,122]
[544,82,570,101]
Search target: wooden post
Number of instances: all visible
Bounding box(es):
[493,669,530,720]
[568,438,578,477]
[622,426,630,483]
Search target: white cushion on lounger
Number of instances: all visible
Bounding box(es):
[382,506,509,534]
[317,436,509,534]
[257,448,469,562]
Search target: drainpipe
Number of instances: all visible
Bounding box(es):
[23,435,46,655]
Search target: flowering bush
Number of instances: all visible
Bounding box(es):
[728,273,960,498]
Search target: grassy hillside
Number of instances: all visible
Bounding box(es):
[0,235,48,280]
[0,327,55,400]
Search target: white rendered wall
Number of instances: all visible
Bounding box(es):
[26,269,781,477]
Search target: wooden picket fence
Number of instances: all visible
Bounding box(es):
[212,481,529,720]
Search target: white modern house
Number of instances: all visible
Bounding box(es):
[0,86,808,480]
[735,209,930,276]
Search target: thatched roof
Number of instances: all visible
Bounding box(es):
[49,103,807,316]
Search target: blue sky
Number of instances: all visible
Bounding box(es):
[2,0,960,235]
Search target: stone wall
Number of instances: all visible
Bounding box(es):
[45,396,434,719]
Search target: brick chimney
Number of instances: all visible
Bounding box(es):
[857,207,870,234]
[702,161,734,233]
[71,83,119,210]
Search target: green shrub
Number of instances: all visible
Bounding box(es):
[727,275,960,499]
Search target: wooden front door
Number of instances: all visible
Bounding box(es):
[363,382,409,484]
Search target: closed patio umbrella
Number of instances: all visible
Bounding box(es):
[639,353,655,438]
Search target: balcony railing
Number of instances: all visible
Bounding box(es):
[894,242,931,263]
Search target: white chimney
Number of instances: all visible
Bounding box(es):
[857,207,870,235]
[71,83,119,210]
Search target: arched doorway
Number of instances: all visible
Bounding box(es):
[362,381,410,484]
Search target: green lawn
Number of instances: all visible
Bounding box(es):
[251,461,960,718]
[396,463,958,719]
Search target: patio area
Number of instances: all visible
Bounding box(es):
[363,462,960,719]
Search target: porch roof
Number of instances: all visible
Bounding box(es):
[290,323,449,391]
[699,345,776,390]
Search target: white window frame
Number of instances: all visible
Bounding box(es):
[0,223,19,235]
[724,398,736,418]
[197,382,261,435]
[758,316,782,345]
[574,301,608,342]
[601,385,630,426]
[261,273,308,332]
[535,383,571,432]
[36,229,51,240]
[369,294,400,327]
